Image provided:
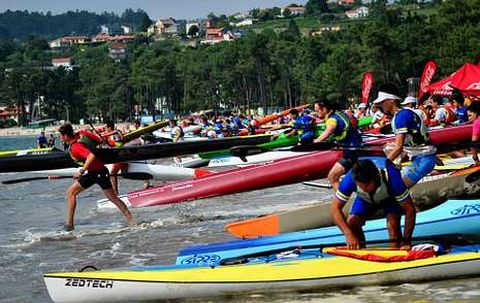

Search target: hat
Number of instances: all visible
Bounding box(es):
[357,103,367,109]
[373,92,402,104]
[401,96,417,105]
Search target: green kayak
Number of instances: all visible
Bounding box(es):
[199,116,372,160]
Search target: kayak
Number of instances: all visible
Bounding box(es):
[43,239,480,302]
[208,150,311,167]
[256,104,310,126]
[153,125,203,140]
[0,134,272,173]
[128,124,473,208]
[176,198,480,265]
[122,120,169,143]
[225,158,480,238]
[199,116,373,160]
[30,162,213,182]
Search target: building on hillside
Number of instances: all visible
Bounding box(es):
[92,34,135,43]
[48,36,90,48]
[92,34,113,43]
[282,4,305,16]
[121,25,132,34]
[338,0,356,4]
[232,18,254,27]
[202,27,237,44]
[111,35,135,43]
[231,12,250,20]
[100,25,109,34]
[108,43,128,61]
[345,6,369,19]
[186,22,202,36]
[309,25,342,37]
[51,57,72,68]
[147,18,185,36]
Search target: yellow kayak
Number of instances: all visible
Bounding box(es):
[44,242,480,302]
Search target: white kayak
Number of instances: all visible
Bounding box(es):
[208,151,311,168]
[30,162,213,182]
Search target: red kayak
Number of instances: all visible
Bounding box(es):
[128,125,472,208]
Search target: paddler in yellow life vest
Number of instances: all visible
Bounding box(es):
[103,120,127,194]
[57,123,133,231]
[314,100,363,191]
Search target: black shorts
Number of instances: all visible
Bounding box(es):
[78,167,112,190]
[338,150,360,171]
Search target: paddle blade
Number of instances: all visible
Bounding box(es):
[230,145,271,158]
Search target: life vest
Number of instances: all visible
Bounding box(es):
[171,126,184,140]
[443,104,457,124]
[392,108,431,147]
[107,132,124,147]
[355,158,393,206]
[329,111,361,144]
[294,115,315,134]
[69,130,104,166]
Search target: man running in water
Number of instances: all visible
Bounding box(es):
[58,123,134,231]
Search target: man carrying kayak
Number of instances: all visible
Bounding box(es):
[373,84,436,188]
[331,158,416,250]
[313,101,362,190]
[58,123,134,231]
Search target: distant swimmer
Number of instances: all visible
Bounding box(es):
[58,123,134,231]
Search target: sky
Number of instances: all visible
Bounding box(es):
[0,0,308,20]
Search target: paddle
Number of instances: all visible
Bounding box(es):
[2,172,154,185]
[302,181,333,189]
[219,233,480,265]
[230,145,272,162]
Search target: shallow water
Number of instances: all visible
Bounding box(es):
[1,136,480,302]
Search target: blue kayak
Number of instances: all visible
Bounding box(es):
[176,199,480,265]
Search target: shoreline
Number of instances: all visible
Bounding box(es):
[0,123,132,138]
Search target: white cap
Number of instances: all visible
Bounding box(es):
[373,92,402,104]
[401,96,418,105]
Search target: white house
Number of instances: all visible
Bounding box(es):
[234,18,254,27]
[121,25,132,34]
[52,57,72,68]
[282,4,305,16]
[346,6,369,19]
[147,18,181,36]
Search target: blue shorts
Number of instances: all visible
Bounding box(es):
[402,154,436,184]
[349,196,404,218]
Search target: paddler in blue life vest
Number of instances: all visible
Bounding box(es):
[331,158,416,250]
[313,100,362,190]
[373,84,436,188]
[284,108,316,145]
[57,123,134,231]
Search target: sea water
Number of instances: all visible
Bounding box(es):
[0,136,479,302]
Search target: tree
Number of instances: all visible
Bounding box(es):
[140,14,152,32]
[187,25,199,37]
[305,0,330,17]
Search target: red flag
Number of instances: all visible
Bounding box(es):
[361,72,374,104]
[418,60,437,101]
